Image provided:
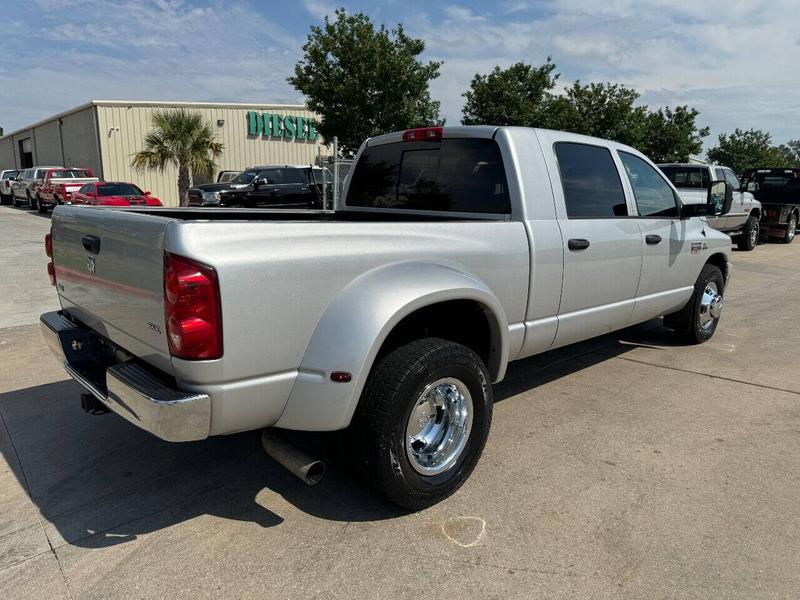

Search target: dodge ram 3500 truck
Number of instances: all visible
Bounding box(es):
[41,126,733,509]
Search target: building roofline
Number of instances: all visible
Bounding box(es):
[1,100,309,141]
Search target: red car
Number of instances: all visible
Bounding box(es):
[70,181,163,206]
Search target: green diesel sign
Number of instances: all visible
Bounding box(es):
[247,111,319,142]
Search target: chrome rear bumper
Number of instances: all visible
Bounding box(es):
[40,311,210,442]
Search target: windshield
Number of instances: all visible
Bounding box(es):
[50,169,91,178]
[98,183,144,196]
[218,171,240,182]
[312,168,333,184]
[659,166,709,189]
[347,138,511,214]
[231,171,258,184]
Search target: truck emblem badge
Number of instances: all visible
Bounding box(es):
[147,322,162,335]
[86,256,96,276]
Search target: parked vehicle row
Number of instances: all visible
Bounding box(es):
[42,125,735,509]
[0,164,161,209]
[188,164,331,208]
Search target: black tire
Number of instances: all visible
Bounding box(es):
[28,193,37,211]
[664,263,724,344]
[0,193,7,205]
[782,213,797,244]
[37,197,48,213]
[12,194,20,207]
[351,337,493,510]
[737,215,759,251]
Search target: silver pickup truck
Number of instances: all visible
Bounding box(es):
[41,126,733,509]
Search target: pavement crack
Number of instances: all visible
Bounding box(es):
[608,355,800,396]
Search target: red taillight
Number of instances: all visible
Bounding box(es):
[402,127,443,142]
[45,232,52,257]
[164,253,222,360]
[47,262,56,286]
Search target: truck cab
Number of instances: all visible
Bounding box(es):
[659,162,761,250]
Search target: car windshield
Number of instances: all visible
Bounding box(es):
[231,171,258,184]
[98,183,143,196]
[219,171,240,182]
[312,168,332,184]
[659,166,709,189]
[50,169,91,178]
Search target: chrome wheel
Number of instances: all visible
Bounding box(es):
[698,281,722,331]
[788,216,796,242]
[750,221,759,247]
[405,377,473,476]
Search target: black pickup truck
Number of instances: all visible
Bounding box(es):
[188,165,331,208]
[740,168,800,244]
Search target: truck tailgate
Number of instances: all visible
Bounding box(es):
[51,206,175,374]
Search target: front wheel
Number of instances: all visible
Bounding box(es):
[28,193,37,211]
[664,263,724,344]
[37,197,48,213]
[737,215,759,251]
[782,214,796,244]
[351,337,493,510]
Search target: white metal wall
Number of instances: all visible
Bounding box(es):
[96,102,329,206]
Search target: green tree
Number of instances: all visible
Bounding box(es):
[706,128,795,174]
[131,109,223,207]
[461,59,559,126]
[289,9,442,153]
[639,106,710,163]
[555,81,648,146]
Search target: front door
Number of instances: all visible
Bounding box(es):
[545,141,643,348]
[618,151,698,322]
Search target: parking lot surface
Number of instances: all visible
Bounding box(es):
[1,204,799,599]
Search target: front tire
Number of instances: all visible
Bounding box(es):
[737,215,759,251]
[782,214,796,244]
[37,197,48,213]
[664,264,724,344]
[28,193,37,211]
[351,338,493,510]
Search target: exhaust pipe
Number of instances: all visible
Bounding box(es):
[261,429,326,486]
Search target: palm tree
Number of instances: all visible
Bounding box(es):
[132,109,224,207]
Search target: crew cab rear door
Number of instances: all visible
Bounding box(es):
[538,134,643,348]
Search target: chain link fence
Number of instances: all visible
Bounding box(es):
[318,137,354,211]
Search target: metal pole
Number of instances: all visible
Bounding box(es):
[332,136,339,210]
[318,145,326,210]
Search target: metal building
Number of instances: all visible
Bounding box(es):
[0,100,328,206]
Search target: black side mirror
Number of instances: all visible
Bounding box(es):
[252,177,267,189]
[707,180,733,216]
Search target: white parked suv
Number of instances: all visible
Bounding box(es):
[659,162,762,250]
[0,169,19,204]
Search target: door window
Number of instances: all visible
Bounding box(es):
[714,167,726,181]
[723,169,740,190]
[619,151,679,218]
[554,142,627,218]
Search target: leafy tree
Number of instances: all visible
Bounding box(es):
[706,128,796,174]
[289,9,442,153]
[460,60,708,159]
[131,109,223,207]
[639,106,710,163]
[461,59,559,126]
[555,81,648,147]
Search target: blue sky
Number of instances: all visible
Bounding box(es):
[2,0,799,151]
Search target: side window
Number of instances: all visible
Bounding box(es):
[714,167,726,181]
[554,142,627,218]
[619,151,679,218]
[77,184,91,194]
[723,169,740,190]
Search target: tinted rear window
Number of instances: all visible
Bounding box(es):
[2,170,18,179]
[555,142,627,218]
[50,169,91,178]
[742,170,800,190]
[347,138,511,214]
[659,166,709,189]
[257,168,308,184]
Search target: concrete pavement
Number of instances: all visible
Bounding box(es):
[0,204,799,599]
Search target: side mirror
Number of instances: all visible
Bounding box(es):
[144,191,151,196]
[746,181,759,192]
[86,192,96,197]
[253,177,268,189]
[707,180,733,216]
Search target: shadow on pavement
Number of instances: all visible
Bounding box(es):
[0,320,679,549]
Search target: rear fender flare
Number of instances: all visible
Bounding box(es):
[275,261,508,431]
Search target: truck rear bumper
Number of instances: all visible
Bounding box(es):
[40,311,211,442]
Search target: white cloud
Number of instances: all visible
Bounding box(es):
[301,0,337,20]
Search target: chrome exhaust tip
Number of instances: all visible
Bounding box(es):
[261,429,325,486]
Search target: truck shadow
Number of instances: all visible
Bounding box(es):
[0,319,677,549]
